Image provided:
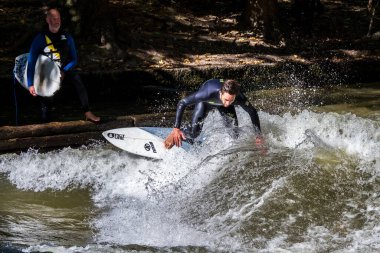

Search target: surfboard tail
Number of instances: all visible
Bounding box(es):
[102,128,169,159]
[13,54,61,97]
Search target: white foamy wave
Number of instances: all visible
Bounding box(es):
[0,140,235,249]
[263,110,380,162]
[93,200,215,247]
[0,115,235,205]
[2,109,378,251]
[0,146,201,201]
[0,145,140,193]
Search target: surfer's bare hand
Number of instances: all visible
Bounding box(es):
[173,128,186,147]
[164,128,186,149]
[255,135,264,146]
[29,86,37,96]
[255,135,268,155]
[60,71,65,80]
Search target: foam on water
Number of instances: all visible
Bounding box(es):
[93,200,215,247]
[0,109,379,252]
[264,110,380,164]
[0,114,242,249]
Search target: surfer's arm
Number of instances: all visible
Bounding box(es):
[62,35,77,72]
[236,95,265,147]
[174,93,198,128]
[27,34,44,88]
[165,92,198,149]
[236,94,261,133]
[174,83,212,128]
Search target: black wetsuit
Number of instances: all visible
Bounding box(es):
[174,79,261,138]
[28,29,91,122]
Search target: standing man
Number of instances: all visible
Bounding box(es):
[164,79,263,149]
[27,7,100,123]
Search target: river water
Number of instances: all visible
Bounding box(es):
[0,83,379,253]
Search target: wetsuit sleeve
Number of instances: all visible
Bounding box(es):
[62,35,77,72]
[236,93,261,133]
[174,81,217,128]
[174,93,198,128]
[27,34,44,87]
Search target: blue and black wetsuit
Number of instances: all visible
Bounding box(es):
[175,79,261,138]
[27,30,77,86]
[27,29,91,120]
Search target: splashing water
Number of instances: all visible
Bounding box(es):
[0,105,379,252]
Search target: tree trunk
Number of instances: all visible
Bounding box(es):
[243,0,279,41]
[367,0,379,36]
[0,113,179,153]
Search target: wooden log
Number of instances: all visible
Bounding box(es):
[0,118,135,140]
[0,132,103,153]
[0,112,187,154]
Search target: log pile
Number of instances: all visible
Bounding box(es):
[0,113,176,153]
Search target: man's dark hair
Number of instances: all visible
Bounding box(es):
[221,79,240,95]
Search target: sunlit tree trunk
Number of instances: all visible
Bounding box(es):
[243,0,279,41]
[367,0,379,36]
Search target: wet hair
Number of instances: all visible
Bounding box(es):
[221,79,240,95]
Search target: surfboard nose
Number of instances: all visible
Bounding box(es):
[102,127,166,159]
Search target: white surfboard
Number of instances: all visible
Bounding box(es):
[14,53,61,97]
[102,127,192,159]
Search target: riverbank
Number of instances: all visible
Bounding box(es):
[2,53,379,125]
[1,82,378,154]
[1,0,380,82]
[0,0,379,151]
[0,113,175,154]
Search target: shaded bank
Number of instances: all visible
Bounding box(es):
[0,81,378,154]
[2,55,380,124]
[1,0,379,127]
[0,113,175,154]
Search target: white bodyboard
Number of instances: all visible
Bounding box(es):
[102,127,191,159]
[14,54,61,97]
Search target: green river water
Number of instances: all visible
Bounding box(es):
[0,82,379,253]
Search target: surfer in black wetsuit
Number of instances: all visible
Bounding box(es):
[164,79,263,149]
[27,7,100,123]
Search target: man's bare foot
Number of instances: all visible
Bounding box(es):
[85,111,100,123]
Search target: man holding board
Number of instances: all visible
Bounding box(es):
[164,79,264,149]
[27,7,100,123]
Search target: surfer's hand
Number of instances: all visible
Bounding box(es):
[164,128,186,149]
[173,128,186,147]
[60,71,65,80]
[255,135,268,155]
[29,86,37,96]
[255,135,264,146]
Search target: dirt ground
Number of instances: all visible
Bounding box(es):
[0,0,379,77]
[0,0,379,127]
